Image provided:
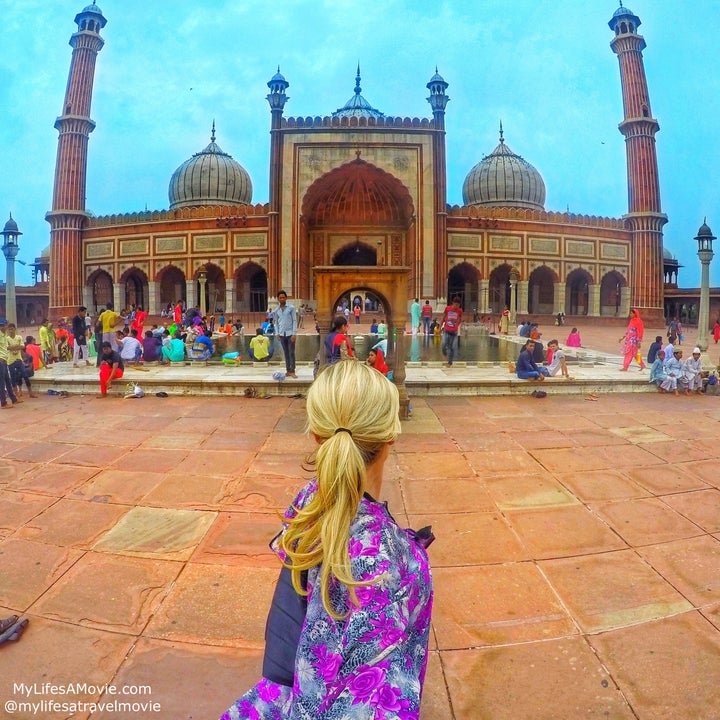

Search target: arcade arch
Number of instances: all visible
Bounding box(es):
[120,267,148,311]
[488,264,513,313]
[528,266,557,314]
[447,262,480,311]
[87,269,113,311]
[565,268,593,316]
[600,270,626,316]
[234,262,267,313]
[156,265,186,309]
[194,263,225,314]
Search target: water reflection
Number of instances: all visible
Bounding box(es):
[210,332,515,364]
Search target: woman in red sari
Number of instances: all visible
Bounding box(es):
[130,305,148,338]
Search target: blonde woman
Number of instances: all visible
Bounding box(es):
[221,361,434,719]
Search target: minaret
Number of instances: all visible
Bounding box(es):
[46,2,106,318]
[426,69,449,300]
[266,67,289,295]
[609,3,667,323]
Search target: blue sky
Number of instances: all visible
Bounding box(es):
[1,0,719,288]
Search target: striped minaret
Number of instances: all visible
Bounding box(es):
[47,2,106,319]
[609,3,667,324]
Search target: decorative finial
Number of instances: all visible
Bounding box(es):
[211,120,216,143]
[277,65,281,73]
[355,149,362,160]
[435,65,439,73]
[355,63,362,95]
[619,0,623,6]
[499,120,504,143]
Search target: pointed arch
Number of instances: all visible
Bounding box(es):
[447,262,480,310]
[528,265,558,314]
[600,270,627,316]
[156,265,186,308]
[234,261,267,313]
[565,268,593,316]
[86,269,113,312]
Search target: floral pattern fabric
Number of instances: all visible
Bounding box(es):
[221,479,433,720]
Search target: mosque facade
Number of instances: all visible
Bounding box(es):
[47,3,669,325]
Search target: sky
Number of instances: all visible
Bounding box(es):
[1,0,719,288]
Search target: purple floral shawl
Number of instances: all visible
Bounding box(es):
[220,479,434,720]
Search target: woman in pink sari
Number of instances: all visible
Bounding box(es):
[619,309,645,371]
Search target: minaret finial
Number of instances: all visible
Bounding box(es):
[355,63,362,95]
[499,120,504,143]
[211,120,216,143]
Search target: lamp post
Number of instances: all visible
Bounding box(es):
[695,219,715,363]
[1,214,22,326]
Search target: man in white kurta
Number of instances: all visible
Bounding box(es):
[683,348,704,393]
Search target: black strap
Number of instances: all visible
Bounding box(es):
[262,566,308,687]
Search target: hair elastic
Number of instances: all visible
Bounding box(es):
[334,427,353,437]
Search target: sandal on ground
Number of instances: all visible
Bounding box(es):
[0,616,18,633]
[0,617,28,645]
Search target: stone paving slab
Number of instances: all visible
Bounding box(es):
[1,334,720,718]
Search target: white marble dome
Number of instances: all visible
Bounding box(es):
[168,126,252,209]
[463,130,546,211]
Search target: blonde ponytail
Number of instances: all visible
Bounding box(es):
[280,361,401,619]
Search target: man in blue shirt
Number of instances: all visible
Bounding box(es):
[273,290,298,378]
[516,340,550,380]
[190,329,214,362]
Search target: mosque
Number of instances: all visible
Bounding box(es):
[40,2,684,327]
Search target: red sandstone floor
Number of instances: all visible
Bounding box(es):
[1,381,719,719]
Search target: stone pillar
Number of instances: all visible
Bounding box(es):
[479,279,489,313]
[588,284,600,317]
[147,281,157,314]
[113,283,122,311]
[553,282,566,316]
[84,285,93,312]
[509,281,518,325]
[186,280,195,309]
[620,286,631,317]
[225,286,235,316]
[198,273,208,316]
[517,280,529,316]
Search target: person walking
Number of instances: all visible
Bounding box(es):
[441,296,463,367]
[273,290,298,378]
[220,361,433,720]
[619,308,645,371]
[71,306,92,367]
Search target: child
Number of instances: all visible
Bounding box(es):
[249,328,271,362]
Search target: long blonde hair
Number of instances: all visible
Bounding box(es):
[280,360,401,619]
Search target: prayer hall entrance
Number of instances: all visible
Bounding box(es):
[314,266,411,418]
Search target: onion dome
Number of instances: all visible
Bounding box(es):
[608,3,641,31]
[696,218,715,238]
[168,123,252,209]
[462,125,546,210]
[3,214,19,235]
[333,65,385,119]
[81,1,104,15]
